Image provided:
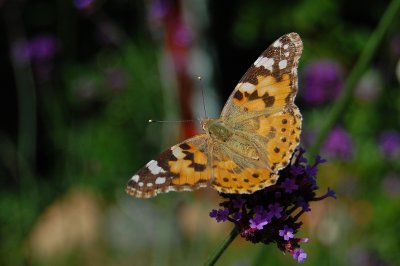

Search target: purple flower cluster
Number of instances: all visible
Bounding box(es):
[209,148,336,263]
[302,59,344,105]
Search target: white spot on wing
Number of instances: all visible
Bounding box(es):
[147,183,153,187]
[238,82,256,93]
[279,59,287,70]
[273,40,282,48]
[285,52,290,57]
[146,160,154,167]
[253,56,262,66]
[155,177,166,184]
[257,57,274,71]
[146,160,166,175]
[283,44,289,49]
[138,182,144,187]
[172,147,185,159]
[130,174,139,182]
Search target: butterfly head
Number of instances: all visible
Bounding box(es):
[201,117,233,142]
[200,117,213,132]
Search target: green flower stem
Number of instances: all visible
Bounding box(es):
[4,2,37,183]
[308,0,400,158]
[204,226,239,266]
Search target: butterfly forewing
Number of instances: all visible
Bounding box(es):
[126,135,211,198]
[217,32,303,179]
[221,32,303,120]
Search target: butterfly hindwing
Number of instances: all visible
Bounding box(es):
[126,135,211,198]
[209,143,279,194]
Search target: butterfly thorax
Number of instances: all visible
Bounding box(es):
[201,117,261,162]
[201,118,233,142]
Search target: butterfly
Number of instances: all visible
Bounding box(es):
[126,33,303,198]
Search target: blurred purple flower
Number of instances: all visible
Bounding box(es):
[147,0,170,38]
[323,127,354,160]
[173,25,193,47]
[302,59,344,105]
[378,130,400,160]
[11,35,58,80]
[148,0,169,21]
[30,36,57,61]
[73,0,93,10]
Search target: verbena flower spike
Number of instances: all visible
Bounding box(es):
[209,148,336,263]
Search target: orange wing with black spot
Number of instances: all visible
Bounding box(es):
[210,153,279,194]
[126,135,211,198]
[221,32,302,119]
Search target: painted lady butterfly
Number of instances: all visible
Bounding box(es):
[126,33,303,198]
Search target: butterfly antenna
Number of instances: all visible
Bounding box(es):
[148,119,194,123]
[150,76,206,124]
[197,76,207,117]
